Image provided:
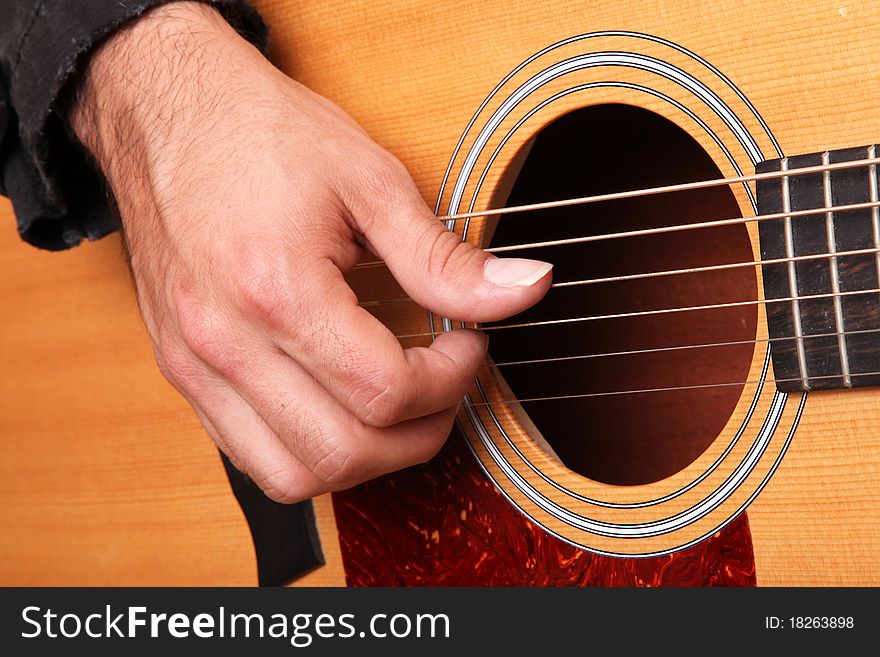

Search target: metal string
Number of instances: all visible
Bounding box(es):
[484,200,880,254]
[483,327,880,369]
[353,199,880,271]
[351,158,880,400]
[461,369,879,406]
[436,156,880,223]
[352,157,880,271]
[394,287,880,341]
[358,245,880,308]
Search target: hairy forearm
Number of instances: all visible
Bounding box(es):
[69,1,260,203]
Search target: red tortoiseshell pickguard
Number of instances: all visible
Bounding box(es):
[331,432,756,586]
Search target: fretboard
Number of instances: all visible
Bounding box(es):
[757,145,880,392]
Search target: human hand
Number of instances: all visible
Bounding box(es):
[70,1,552,502]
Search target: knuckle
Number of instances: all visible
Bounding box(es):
[256,467,307,505]
[307,436,360,485]
[352,150,410,217]
[348,370,410,427]
[420,225,479,280]
[154,337,198,388]
[230,250,292,330]
[174,301,241,378]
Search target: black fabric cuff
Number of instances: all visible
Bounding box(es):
[1,0,268,250]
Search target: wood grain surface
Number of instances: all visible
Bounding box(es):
[1,0,879,585]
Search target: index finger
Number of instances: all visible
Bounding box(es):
[269,259,487,427]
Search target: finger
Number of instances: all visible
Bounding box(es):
[275,260,487,426]
[172,364,328,504]
[216,342,457,483]
[343,153,553,322]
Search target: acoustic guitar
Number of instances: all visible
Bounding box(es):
[2,0,880,586]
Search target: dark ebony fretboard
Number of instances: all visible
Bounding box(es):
[757,145,880,392]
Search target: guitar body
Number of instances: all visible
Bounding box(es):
[2,0,879,585]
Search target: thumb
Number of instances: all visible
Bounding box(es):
[352,164,553,323]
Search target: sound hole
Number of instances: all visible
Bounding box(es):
[486,104,758,486]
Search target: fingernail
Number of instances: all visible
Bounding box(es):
[483,257,553,287]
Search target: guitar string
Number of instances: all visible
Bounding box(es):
[483,327,880,369]
[437,155,880,223]
[352,198,880,273]
[486,200,880,254]
[393,287,880,340]
[461,370,880,406]
[358,245,880,308]
[350,159,880,374]
[352,156,880,270]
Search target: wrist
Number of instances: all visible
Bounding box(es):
[69,1,258,207]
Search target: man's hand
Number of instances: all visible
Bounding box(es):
[70,2,551,503]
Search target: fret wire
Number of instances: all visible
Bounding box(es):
[461,369,880,407]
[779,158,810,389]
[870,145,880,304]
[822,151,852,387]
[394,287,880,341]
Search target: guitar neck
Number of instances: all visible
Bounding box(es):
[757,145,880,392]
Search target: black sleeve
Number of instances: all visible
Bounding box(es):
[0,0,268,250]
